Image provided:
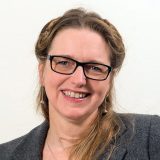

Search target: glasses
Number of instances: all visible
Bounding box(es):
[47,55,112,81]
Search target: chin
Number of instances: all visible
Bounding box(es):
[63,110,97,123]
[65,113,85,121]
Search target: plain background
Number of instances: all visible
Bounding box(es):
[0,0,160,143]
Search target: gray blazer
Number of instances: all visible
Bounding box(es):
[0,114,160,160]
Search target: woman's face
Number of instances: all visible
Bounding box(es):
[39,28,112,123]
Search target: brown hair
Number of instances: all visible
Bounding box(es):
[35,8,125,160]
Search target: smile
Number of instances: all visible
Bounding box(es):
[62,90,89,99]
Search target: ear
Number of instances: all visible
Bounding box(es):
[38,63,45,86]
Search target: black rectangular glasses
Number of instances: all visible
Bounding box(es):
[47,55,112,81]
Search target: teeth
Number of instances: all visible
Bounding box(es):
[63,91,87,99]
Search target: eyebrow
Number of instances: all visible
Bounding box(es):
[55,54,108,65]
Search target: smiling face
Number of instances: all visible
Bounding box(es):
[39,28,112,123]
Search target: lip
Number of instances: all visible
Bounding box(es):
[61,89,91,103]
[62,89,90,94]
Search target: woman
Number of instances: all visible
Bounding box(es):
[0,8,160,160]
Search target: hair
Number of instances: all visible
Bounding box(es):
[35,8,125,160]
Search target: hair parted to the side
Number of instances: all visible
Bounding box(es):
[35,8,125,160]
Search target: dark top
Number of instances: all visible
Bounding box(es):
[0,113,160,160]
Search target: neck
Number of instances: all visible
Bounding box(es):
[46,106,98,148]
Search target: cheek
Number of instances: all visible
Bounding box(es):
[43,70,67,97]
[43,70,57,95]
[93,80,111,99]
[44,73,58,90]
[43,74,62,109]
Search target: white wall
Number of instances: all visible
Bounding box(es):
[0,0,160,143]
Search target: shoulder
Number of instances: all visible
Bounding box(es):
[0,121,48,160]
[147,115,160,159]
[118,113,160,131]
[0,136,25,159]
[117,113,160,159]
[118,113,160,138]
[118,112,159,123]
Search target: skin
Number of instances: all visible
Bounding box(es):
[39,28,112,160]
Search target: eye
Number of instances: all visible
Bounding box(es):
[89,65,103,72]
[57,60,69,66]
[53,57,72,67]
[91,66,102,72]
[85,64,107,74]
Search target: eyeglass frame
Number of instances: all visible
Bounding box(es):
[47,55,112,81]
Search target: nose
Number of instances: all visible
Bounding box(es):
[70,66,87,87]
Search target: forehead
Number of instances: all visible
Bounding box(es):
[49,28,111,64]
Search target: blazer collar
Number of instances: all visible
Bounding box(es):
[12,121,49,160]
[12,114,130,160]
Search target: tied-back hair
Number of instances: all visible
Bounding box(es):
[35,8,125,160]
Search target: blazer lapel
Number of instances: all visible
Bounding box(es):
[98,145,127,160]
[99,114,129,160]
[110,114,128,160]
[12,121,49,160]
[110,146,127,160]
[109,114,136,160]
